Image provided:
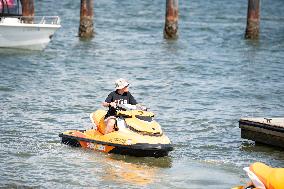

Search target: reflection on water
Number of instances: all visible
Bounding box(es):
[240,141,284,155]
[89,154,172,186]
[109,154,173,168]
[105,158,159,186]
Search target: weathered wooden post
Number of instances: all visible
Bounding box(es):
[245,0,260,39]
[20,0,34,23]
[164,0,178,39]
[79,0,94,38]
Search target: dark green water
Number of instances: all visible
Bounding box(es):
[0,0,284,188]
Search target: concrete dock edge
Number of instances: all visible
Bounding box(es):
[239,118,284,148]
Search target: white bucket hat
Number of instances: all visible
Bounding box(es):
[115,78,129,90]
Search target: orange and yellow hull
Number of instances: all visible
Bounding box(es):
[59,129,173,157]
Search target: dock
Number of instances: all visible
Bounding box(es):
[239,118,284,148]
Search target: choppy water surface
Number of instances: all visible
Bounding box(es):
[1,0,284,188]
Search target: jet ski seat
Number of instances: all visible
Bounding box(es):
[90,110,107,134]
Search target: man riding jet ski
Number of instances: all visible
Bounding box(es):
[232,162,284,189]
[59,79,173,157]
[102,78,139,135]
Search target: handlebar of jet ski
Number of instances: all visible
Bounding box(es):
[116,104,147,111]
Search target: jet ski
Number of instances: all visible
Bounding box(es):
[59,104,173,157]
[232,162,284,189]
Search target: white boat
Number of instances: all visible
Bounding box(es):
[0,16,61,50]
[0,0,61,50]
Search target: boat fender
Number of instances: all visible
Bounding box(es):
[243,166,265,189]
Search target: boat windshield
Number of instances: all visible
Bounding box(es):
[0,0,22,16]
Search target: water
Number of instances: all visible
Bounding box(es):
[1,0,284,188]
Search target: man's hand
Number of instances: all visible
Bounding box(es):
[136,104,147,111]
[102,102,117,108]
[109,102,117,107]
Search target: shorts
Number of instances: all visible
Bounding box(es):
[104,116,116,122]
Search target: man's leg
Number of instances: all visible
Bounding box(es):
[105,117,116,134]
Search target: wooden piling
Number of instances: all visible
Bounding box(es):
[239,118,284,148]
[164,0,178,39]
[245,0,260,39]
[20,0,34,23]
[79,0,94,38]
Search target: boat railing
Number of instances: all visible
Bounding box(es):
[18,16,61,25]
